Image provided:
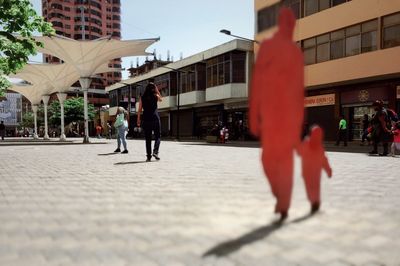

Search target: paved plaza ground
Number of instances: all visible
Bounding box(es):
[0,139,399,265]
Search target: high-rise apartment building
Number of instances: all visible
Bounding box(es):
[255,0,400,141]
[42,0,122,103]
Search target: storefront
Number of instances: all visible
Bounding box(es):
[305,79,399,141]
[193,105,224,138]
[304,93,337,141]
[340,86,390,141]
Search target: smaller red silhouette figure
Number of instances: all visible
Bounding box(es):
[297,126,332,213]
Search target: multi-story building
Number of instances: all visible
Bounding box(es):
[42,0,122,107]
[255,0,400,141]
[106,39,254,140]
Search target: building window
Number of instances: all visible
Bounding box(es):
[180,66,196,93]
[332,0,346,6]
[316,34,330,62]
[257,4,279,33]
[232,51,246,83]
[361,20,377,52]
[345,25,361,56]
[64,6,71,12]
[330,29,345,59]
[303,37,316,64]
[154,74,171,97]
[302,19,377,65]
[281,0,301,19]
[304,0,318,16]
[382,12,400,49]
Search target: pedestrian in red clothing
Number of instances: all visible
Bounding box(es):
[297,126,332,214]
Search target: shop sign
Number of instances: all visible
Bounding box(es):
[358,90,369,102]
[341,87,388,104]
[397,86,400,99]
[304,94,335,107]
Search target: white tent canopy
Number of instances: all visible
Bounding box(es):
[10,83,51,105]
[33,34,159,142]
[34,35,159,77]
[11,63,120,94]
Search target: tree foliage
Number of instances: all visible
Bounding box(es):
[20,97,95,129]
[0,0,54,95]
[49,97,96,126]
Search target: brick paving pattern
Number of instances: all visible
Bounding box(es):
[0,139,399,265]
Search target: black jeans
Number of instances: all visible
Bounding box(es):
[336,129,347,146]
[143,119,161,157]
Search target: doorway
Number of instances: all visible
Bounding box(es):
[345,105,375,141]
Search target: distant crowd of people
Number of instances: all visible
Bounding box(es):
[335,100,399,157]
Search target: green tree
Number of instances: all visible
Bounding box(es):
[20,106,44,128]
[20,111,34,128]
[49,97,96,126]
[0,0,54,95]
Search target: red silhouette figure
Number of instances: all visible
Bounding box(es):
[297,126,332,213]
[249,8,304,221]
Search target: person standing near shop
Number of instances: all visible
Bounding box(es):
[137,82,162,162]
[369,100,391,156]
[0,121,5,140]
[335,115,347,146]
[360,114,370,145]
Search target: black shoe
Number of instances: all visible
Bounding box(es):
[146,156,151,162]
[379,153,388,156]
[152,153,160,160]
[369,150,378,155]
[121,150,128,154]
[114,148,121,153]
[279,211,288,222]
[311,202,320,214]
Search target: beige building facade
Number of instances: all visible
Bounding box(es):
[255,0,400,141]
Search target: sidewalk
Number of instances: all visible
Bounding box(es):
[0,140,399,265]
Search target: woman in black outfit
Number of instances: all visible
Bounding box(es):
[137,83,162,161]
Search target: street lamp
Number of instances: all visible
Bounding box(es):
[116,81,134,135]
[219,29,260,44]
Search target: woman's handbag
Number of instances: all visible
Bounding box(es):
[114,114,124,128]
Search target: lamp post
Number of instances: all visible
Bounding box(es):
[116,82,133,132]
[219,29,260,44]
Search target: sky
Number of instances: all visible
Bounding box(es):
[29,0,255,79]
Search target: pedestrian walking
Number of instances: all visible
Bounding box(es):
[390,121,400,157]
[297,126,332,214]
[0,121,5,140]
[335,115,347,146]
[360,114,370,145]
[249,8,304,221]
[114,107,128,154]
[137,82,162,162]
[369,100,391,156]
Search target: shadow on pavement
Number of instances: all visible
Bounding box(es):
[114,161,152,165]
[98,153,119,156]
[181,142,259,149]
[203,212,315,257]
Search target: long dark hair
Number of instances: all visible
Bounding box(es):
[142,83,157,102]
